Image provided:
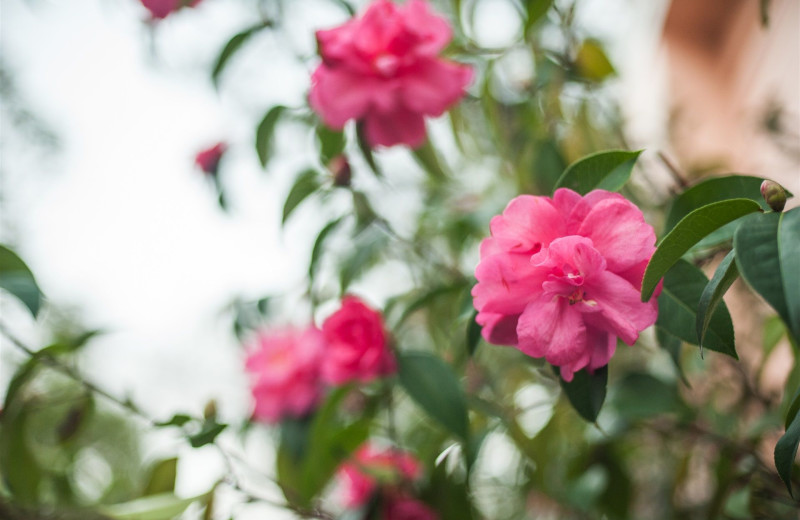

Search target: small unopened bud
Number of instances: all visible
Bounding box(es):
[328,155,351,187]
[760,179,787,212]
[203,399,218,420]
[195,142,227,177]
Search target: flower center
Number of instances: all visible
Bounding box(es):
[373,54,400,77]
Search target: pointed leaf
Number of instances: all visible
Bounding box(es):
[255,105,286,168]
[282,169,320,225]
[309,217,344,282]
[775,408,800,497]
[0,244,42,317]
[557,365,608,423]
[398,351,469,440]
[211,23,270,87]
[316,125,346,164]
[734,209,800,341]
[696,250,739,350]
[656,260,737,358]
[143,458,178,496]
[355,121,381,177]
[553,149,642,195]
[466,310,481,357]
[575,39,616,82]
[641,199,761,301]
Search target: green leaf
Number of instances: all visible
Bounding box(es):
[553,150,642,195]
[282,169,321,225]
[298,386,372,505]
[664,175,790,250]
[397,351,469,440]
[524,0,553,32]
[734,209,800,341]
[155,414,192,428]
[0,244,42,317]
[641,199,761,301]
[785,387,800,431]
[656,260,737,358]
[316,125,346,164]
[101,492,209,520]
[466,310,481,357]
[309,217,344,283]
[557,365,608,423]
[352,191,377,233]
[255,105,287,168]
[355,121,381,177]
[696,250,739,352]
[574,39,616,82]
[143,458,178,496]
[188,419,227,448]
[211,23,269,87]
[775,408,800,497]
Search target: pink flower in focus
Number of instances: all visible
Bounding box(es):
[338,444,422,508]
[140,0,201,19]
[321,296,396,385]
[472,188,660,382]
[309,0,473,148]
[244,327,325,423]
[194,142,227,176]
[383,496,438,520]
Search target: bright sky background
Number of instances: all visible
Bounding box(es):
[0,0,661,517]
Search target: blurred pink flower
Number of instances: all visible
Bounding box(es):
[140,0,201,20]
[338,444,422,508]
[244,327,325,423]
[472,188,660,382]
[194,142,227,175]
[383,496,438,520]
[321,296,396,385]
[309,0,473,148]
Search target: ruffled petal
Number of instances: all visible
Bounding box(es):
[584,270,657,344]
[517,294,587,367]
[309,67,375,128]
[475,311,519,345]
[473,250,547,315]
[399,58,472,116]
[489,195,566,254]
[363,106,427,147]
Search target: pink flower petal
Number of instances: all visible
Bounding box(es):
[363,106,427,147]
[517,294,587,367]
[490,195,566,253]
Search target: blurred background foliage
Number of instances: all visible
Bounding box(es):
[2,0,799,519]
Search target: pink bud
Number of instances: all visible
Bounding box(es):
[194,142,227,176]
[328,155,352,187]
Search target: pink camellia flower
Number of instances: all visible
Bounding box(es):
[194,142,227,176]
[244,327,325,423]
[338,444,422,508]
[321,296,396,385]
[309,0,473,148]
[383,496,438,520]
[472,188,660,382]
[140,0,201,20]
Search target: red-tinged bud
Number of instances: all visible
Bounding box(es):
[760,179,787,212]
[195,142,227,176]
[328,155,351,187]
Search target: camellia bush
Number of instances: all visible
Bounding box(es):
[1,0,799,519]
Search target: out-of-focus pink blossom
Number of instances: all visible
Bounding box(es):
[244,327,325,423]
[194,142,227,175]
[472,188,660,382]
[140,0,201,20]
[383,496,438,520]
[309,0,473,148]
[321,296,395,385]
[338,444,422,508]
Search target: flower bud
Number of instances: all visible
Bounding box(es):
[203,399,218,420]
[328,155,351,187]
[760,179,787,212]
[195,142,227,177]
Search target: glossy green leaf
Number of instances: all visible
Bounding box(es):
[557,365,608,423]
[316,124,346,164]
[553,149,642,195]
[398,351,469,440]
[0,244,42,317]
[664,175,789,250]
[696,250,739,352]
[309,217,343,283]
[282,169,320,225]
[255,105,286,168]
[101,492,209,520]
[775,406,800,497]
[656,260,737,358]
[734,209,800,341]
[143,458,178,496]
[575,39,616,82]
[211,23,269,87]
[466,310,481,357]
[641,199,761,301]
[785,387,800,431]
